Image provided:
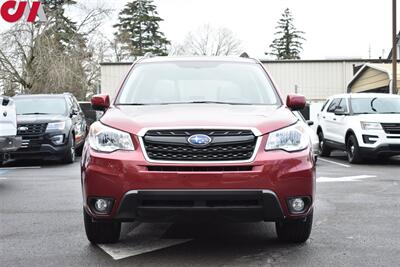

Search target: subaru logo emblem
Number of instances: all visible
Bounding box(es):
[188,134,212,147]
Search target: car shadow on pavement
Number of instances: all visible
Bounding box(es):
[116,222,306,264]
[328,151,400,166]
[0,157,81,168]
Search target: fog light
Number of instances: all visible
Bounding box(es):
[50,134,64,145]
[92,198,113,214]
[288,198,305,213]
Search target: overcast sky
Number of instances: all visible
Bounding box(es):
[0,0,397,60]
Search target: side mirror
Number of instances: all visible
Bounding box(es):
[307,120,314,126]
[286,94,306,111]
[91,94,110,111]
[334,108,346,116]
[70,108,79,118]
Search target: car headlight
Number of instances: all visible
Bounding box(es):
[265,123,309,152]
[46,121,66,131]
[360,122,382,130]
[89,122,134,152]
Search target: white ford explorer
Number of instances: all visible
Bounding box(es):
[316,93,400,163]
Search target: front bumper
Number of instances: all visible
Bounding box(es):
[0,136,22,153]
[114,190,285,222]
[359,144,400,157]
[81,135,316,222]
[9,144,69,160]
[357,129,400,157]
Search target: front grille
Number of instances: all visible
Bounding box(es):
[147,166,254,172]
[381,123,400,134]
[143,129,257,162]
[145,129,254,137]
[17,123,47,136]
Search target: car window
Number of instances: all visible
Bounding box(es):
[15,97,67,115]
[320,99,330,112]
[337,98,348,112]
[117,62,281,105]
[350,97,400,114]
[327,98,341,113]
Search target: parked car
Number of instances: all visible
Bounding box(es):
[0,96,22,164]
[293,111,320,161]
[10,93,87,163]
[78,101,102,127]
[81,56,315,244]
[316,93,400,163]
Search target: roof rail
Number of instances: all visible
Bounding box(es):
[239,52,250,58]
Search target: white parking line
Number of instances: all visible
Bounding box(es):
[0,177,8,180]
[319,158,351,168]
[317,175,376,183]
[0,166,41,170]
[98,223,192,260]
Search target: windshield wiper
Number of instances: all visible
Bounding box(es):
[370,97,378,112]
[161,101,254,105]
[116,103,150,106]
[19,112,52,115]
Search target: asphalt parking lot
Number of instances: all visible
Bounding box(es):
[1,153,399,266]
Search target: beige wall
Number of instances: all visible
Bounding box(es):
[263,61,363,101]
[100,64,132,100]
[349,68,389,93]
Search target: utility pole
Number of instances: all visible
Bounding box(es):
[392,0,397,94]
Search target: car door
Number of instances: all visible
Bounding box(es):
[330,98,349,144]
[323,98,341,141]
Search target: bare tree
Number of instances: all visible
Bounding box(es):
[171,25,242,56]
[0,1,112,99]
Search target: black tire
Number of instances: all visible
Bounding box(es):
[317,131,331,157]
[62,134,76,164]
[276,211,313,243]
[83,209,121,244]
[346,135,363,164]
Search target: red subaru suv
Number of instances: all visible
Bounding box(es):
[81,56,315,244]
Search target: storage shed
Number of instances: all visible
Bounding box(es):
[347,63,400,94]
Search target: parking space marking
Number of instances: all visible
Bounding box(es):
[98,223,192,260]
[319,158,351,168]
[0,166,41,170]
[317,175,376,183]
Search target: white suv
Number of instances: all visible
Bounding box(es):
[316,93,400,163]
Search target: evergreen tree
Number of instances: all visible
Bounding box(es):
[267,8,305,60]
[114,0,170,58]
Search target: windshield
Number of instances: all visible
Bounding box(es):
[351,97,400,114]
[15,97,67,115]
[116,61,281,105]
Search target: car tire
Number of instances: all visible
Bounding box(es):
[317,131,331,157]
[83,208,121,244]
[63,134,76,164]
[346,135,363,164]
[275,210,313,243]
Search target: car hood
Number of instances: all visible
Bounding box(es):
[100,104,297,136]
[354,113,400,123]
[17,114,67,124]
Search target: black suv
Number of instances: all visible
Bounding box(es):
[9,94,87,163]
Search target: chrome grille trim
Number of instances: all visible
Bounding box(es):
[139,127,262,164]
